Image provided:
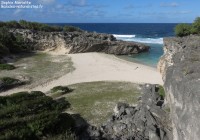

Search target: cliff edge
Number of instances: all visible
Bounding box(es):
[10,29,149,55]
[158,35,200,140]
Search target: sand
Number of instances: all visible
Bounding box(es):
[0,53,163,95]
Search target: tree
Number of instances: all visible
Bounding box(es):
[191,17,200,34]
[175,23,191,37]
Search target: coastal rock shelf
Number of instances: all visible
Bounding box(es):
[11,29,150,55]
[81,84,172,140]
[158,35,200,140]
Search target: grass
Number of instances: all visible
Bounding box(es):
[0,53,75,88]
[54,81,141,126]
[0,63,15,70]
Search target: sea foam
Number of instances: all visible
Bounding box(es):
[113,34,163,44]
[113,34,136,38]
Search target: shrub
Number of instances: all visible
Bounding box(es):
[50,86,72,98]
[0,63,15,70]
[175,17,200,36]
[175,23,191,37]
[5,20,21,28]
[0,77,21,91]
[51,86,71,93]
[63,25,82,32]
[1,77,19,85]
[0,27,29,54]
[0,91,75,139]
[158,86,165,98]
[191,17,200,34]
[0,43,10,55]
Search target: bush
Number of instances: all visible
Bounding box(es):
[0,91,75,139]
[1,77,19,85]
[191,17,200,34]
[5,20,21,28]
[0,43,10,55]
[175,23,191,37]
[0,27,29,55]
[63,25,82,32]
[158,86,165,98]
[51,86,71,93]
[175,17,200,36]
[0,63,15,70]
[0,77,21,91]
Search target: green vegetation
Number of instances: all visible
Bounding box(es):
[51,86,70,93]
[0,91,75,139]
[175,23,191,37]
[165,107,170,113]
[158,86,165,98]
[0,20,82,55]
[0,20,82,32]
[0,63,15,70]
[175,17,200,36]
[1,77,19,85]
[0,53,75,89]
[59,82,141,126]
[0,27,28,55]
[0,77,22,91]
[191,17,200,34]
[63,25,82,32]
[50,86,71,98]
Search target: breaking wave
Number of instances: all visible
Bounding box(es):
[113,34,163,44]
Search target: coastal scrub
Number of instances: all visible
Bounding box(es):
[60,81,141,126]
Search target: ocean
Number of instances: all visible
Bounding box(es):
[53,23,178,67]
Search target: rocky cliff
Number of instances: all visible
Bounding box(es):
[11,29,149,55]
[77,85,172,140]
[158,35,200,140]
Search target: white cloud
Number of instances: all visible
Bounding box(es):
[38,0,55,4]
[160,2,179,7]
[79,0,86,6]
[14,9,22,15]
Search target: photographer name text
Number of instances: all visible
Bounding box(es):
[1,1,43,9]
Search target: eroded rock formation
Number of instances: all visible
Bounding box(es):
[158,35,200,140]
[79,85,172,140]
[11,29,150,55]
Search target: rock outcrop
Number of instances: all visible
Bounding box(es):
[158,35,200,140]
[78,84,172,140]
[11,29,150,55]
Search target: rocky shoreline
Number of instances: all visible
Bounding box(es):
[11,29,150,55]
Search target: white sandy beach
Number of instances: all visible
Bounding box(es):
[1,53,163,95]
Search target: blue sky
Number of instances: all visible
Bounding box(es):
[0,0,199,23]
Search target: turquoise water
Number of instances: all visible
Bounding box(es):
[118,43,163,68]
[51,23,175,67]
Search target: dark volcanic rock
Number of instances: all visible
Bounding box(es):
[82,84,172,140]
[158,35,200,140]
[11,29,150,55]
